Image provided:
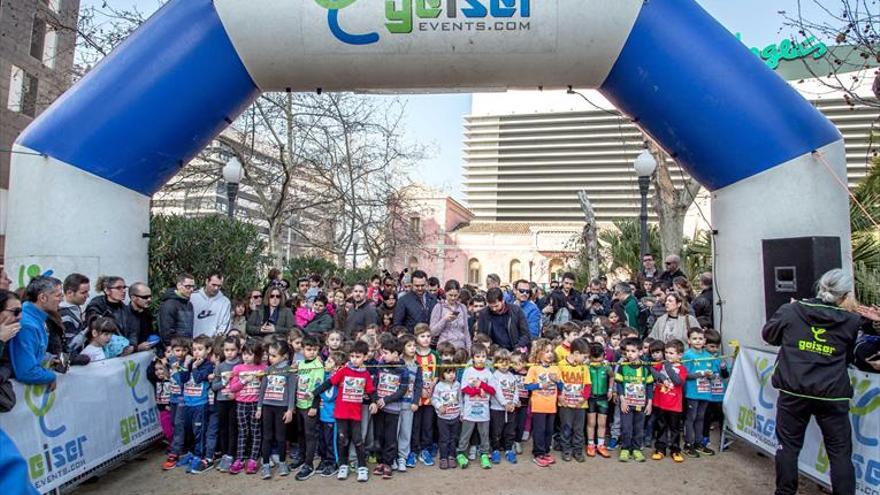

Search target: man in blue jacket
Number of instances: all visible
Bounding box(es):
[9,276,60,387]
[512,279,541,338]
[393,270,437,332]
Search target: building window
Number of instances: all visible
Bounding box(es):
[409,216,421,234]
[7,66,38,117]
[509,259,521,284]
[30,16,47,60]
[468,258,481,286]
[42,28,58,69]
[40,0,62,12]
[548,258,564,283]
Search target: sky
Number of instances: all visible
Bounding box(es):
[80,0,832,199]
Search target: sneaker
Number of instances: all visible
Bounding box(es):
[177,452,193,467]
[490,450,501,464]
[597,445,611,458]
[186,456,201,474]
[278,462,291,477]
[406,452,417,468]
[382,465,393,479]
[468,446,477,461]
[439,458,448,469]
[514,441,523,455]
[696,445,716,456]
[229,459,244,475]
[533,456,551,468]
[652,450,665,461]
[356,466,369,482]
[320,463,337,477]
[573,453,586,463]
[396,458,407,472]
[505,450,517,464]
[562,452,572,462]
[162,454,179,471]
[456,454,469,469]
[217,455,233,473]
[191,459,213,474]
[618,450,631,462]
[586,445,597,457]
[522,431,530,441]
[632,450,646,462]
[683,445,700,458]
[480,454,491,469]
[544,454,556,464]
[552,440,563,452]
[289,457,305,470]
[295,464,315,481]
[420,449,434,466]
[260,463,272,480]
[246,459,259,475]
[373,464,385,476]
[607,438,618,450]
[270,454,280,467]
[447,456,457,468]
[671,452,685,463]
[337,464,349,480]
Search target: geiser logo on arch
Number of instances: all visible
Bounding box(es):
[22,358,159,488]
[315,0,532,46]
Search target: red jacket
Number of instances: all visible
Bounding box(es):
[652,361,687,413]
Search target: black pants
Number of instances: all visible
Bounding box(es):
[373,411,400,466]
[703,401,724,439]
[531,412,554,457]
[260,405,287,464]
[437,418,461,459]
[685,399,708,446]
[320,421,337,465]
[620,408,645,450]
[297,409,319,467]
[216,401,238,457]
[490,409,517,452]
[514,405,527,442]
[653,408,682,454]
[337,419,365,468]
[410,405,435,452]
[558,407,586,454]
[775,393,854,495]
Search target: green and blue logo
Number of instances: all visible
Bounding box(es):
[24,384,89,483]
[755,356,775,409]
[316,0,532,46]
[125,360,149,404]
[25,384,65,438]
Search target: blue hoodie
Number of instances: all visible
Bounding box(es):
[9,302,56,385]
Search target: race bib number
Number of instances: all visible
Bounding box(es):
[439,391,460,416]
[536,373,555,398]
[265,375,286,403]
[623,383,646,408]
[469,398,488,418]
[377,372,401,398]
[342,377,366,403]
[240,371,261,396]
[499,378,516,403]
[296,375,314,402]
[696,377,711,394]
[221,371,233,387]
[711,377,724,396]
[422,370,435,395]
[183,379,202,398]
[169,381,181,397]
[156,382,171,405]
[516,376,529,399]
[561,384,584,407]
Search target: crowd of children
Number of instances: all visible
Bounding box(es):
[152,320,730,482]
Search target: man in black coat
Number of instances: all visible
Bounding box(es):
[344,283,378,335]
[158,273,195,345]
[477,288,531,351]
[392,270,437,332]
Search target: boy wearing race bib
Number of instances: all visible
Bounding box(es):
[489,349,520,465]
[256,340,296,480]
[586,342,613,459]
[293,335,325,481]
[558,338,592,463]
[457,344,496,470]
[160,337,191,470]
[369,336,410,480]
[651,339,687,463]
[313,340,376,483]
[682,328,718,458]
[411,324,439,468]
[396,334,423,472]
[431,360,462,469]
[615,337,654,463]
[173,335,216,473]
[702,328,727,451]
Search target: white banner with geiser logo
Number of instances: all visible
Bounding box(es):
[724,347,880,493]
[0,352,161,493]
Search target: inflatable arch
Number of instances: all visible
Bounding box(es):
[6,0,851,348]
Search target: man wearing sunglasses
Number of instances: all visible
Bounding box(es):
[124,282,155,350]
[8,276,60,387]
[512,279,541,338]
[158,273,195,345]
[657,254,686,288]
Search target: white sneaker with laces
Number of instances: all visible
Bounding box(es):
[357,466,369,482]
[337,465,349,480]
[397,458,407,472]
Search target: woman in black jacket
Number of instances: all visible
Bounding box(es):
[761,269,860,495]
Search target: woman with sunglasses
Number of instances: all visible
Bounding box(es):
[246,287,294,336]
[0,290,22,360]
[83,276,129,331]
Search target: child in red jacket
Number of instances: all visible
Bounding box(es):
[651,339,688,462]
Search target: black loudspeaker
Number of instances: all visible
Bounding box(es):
[762,236,842,321]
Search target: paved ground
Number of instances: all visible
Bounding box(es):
[75,439,826,495]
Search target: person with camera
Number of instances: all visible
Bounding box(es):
[761,269,860,495]
[430,280,470,351]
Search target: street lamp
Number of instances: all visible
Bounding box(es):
[352,231,361,270]
[222,156,244,219]
[633,149,657,259]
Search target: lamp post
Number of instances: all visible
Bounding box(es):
[633,149,657,259]
[222,156,244,219]
[352,232,361,270]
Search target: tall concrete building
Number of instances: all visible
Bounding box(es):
[1,0,80,260]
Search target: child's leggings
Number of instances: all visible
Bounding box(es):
[685,399,709,446]
[261,405,287,464]
[337,419,365,468]
[530,412,554,457]
[437,417,460,459]
[236,402,261,460]
[216,400,238,457]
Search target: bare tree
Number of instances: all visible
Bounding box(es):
[782,0,880,108]
[648,140,702,260]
